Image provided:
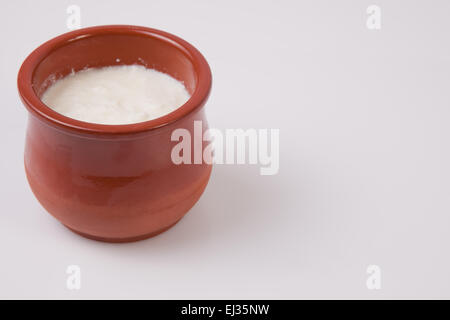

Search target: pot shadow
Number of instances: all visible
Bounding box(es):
[79,164,290,258]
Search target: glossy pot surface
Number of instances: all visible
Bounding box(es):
[17,25,212,242]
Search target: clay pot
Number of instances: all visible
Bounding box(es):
[17,25,212,242]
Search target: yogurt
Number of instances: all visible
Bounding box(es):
[41,65,191,125]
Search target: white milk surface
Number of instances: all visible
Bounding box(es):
[41,65,191,125]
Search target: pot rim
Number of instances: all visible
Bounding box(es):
[17,25,212,135]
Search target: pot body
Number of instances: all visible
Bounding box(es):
[24,108,211,242]
[18,25,213,242]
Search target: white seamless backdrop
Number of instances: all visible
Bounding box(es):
[1,0,450,299]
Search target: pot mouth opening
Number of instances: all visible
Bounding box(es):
[17,25,212,135]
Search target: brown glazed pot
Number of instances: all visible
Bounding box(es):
[17,25,212,242]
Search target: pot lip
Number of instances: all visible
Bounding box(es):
[17,25,212,135]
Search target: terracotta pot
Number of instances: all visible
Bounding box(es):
[17,25,212,242]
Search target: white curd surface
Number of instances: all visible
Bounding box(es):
[41,65,190,125]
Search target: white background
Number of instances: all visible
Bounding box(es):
[1,0,450,299]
